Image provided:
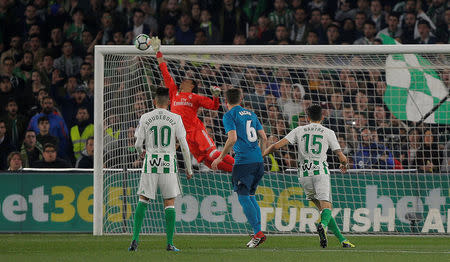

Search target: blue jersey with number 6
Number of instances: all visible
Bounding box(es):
[223,105,263,164]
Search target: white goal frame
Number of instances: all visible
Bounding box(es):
[93,44,450,236]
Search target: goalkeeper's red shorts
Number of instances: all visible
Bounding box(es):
[186,128,216,163]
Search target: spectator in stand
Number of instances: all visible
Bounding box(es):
[29,34,45,68]
[355,0,371,17]
[341,18,358,44]
[309,8,322,31]
[0,76,15,116]
[70,107,94,160]
[47,27,64,58]
[369,0,387,31]
[16,4,43,38]
[268,0,293,29]
[36,115,59,150]
[306,30,319,44]
[139,1,159,35]
[175,13,195,45]
[246,24,262,45]
[28,96,70,159]
[245,81,267,116]
[129,8,153,41]
[54,40,83,77]
[435,8,450,43]
[270,24,291,44]
[199,9,221,44]
[401,11,417,43]
[415,19,437,44]
[290,7,311,44]
[354,127,394,169]
[161,24,176,45]
[352,13,366,39]
[256,15,274,44]
[354,20,377,44]
[1,98,28,149]
[159,0,181,36]
[78,63,92,87]
[232,33,247,45]
[13,51,34,83]
[65,8,86,46]
[335,0,357,22]
[33,143,71,168]
[426,0,446,27]
[377,12,403,40]
[75,136,93,168]
[102,0,127,34]
[324,24,342,44]
[1,36,22,65]
[61,85,93,128]
[317,12,333,44]
[20,129,43,168]
[0,119,15,170]
[7,151,23,171]
[307,0,328,14]
[216,0,248,44]
[191,3,201,31]
[415,128,441,173]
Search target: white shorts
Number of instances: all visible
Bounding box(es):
[137,172,181,200]
[299,174,332,202]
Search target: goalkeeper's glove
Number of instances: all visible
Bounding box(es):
[210,85,221,97]
[150,36,161,53]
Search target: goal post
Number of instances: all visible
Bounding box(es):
[94,44,450,236]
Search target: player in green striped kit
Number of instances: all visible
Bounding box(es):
[128,87,193,252]
[264,104,355,248]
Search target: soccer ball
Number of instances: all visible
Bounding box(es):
[134,34,151,51]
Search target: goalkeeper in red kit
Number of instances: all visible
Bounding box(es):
[150,37,234,172]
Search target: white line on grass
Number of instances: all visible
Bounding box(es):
[192,248,450,255]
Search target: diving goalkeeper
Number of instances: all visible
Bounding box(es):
[150,37,234,172]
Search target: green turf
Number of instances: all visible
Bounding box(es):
[0,234,448,262]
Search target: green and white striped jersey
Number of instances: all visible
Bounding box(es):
[135,108,186,174]
[285,123,340,177]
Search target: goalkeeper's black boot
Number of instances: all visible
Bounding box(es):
[128,240,138,251]
[166,244,180,252]
[316,223,328,248]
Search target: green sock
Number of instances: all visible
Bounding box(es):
[328,216,346,242]
[165,206,176,245]
[132,201,148,242]
[320,208,332,227]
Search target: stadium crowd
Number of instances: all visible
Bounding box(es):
[0,0,449,172]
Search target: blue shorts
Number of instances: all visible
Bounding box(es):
[232,162,264,195]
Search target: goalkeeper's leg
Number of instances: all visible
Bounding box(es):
[203,149,234,172]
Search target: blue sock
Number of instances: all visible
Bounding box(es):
[249,195,261,229]
[238,195,260,235]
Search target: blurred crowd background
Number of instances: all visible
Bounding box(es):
[0,0,449,172]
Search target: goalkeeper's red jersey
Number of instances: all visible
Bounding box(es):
[159,62,220,132]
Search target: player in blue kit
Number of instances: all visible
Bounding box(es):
[212,88,268,248]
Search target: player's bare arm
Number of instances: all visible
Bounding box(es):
[263,138,290,157]
[211,130,237,170]
[334,149,348,174]
[258,129,268,157]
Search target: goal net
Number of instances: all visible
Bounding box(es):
[94,45,450,236]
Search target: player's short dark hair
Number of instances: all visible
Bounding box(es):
[155,87,169,105]
[306,104,322,121]
[225,88,242,105]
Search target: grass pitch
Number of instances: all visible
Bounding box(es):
[0,234,449,262]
